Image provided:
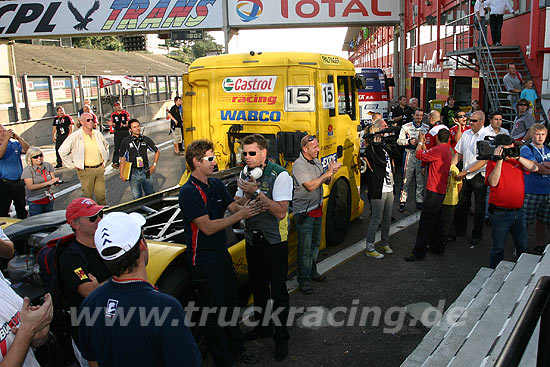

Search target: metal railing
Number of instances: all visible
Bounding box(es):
[495,276,550,366]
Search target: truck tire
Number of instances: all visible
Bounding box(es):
[155,257,208,357]
[325,178,351,246]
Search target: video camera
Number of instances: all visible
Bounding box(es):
[364,126,400,146]
[476,135,521,161]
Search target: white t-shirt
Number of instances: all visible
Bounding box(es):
[479,125,510,139]
[455,128,486,179]
[236,171,293,201]
[0,272,40,366]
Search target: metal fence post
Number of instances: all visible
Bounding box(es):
[9,75,19,122]
[21,75,30,121]
[48,75,55,116]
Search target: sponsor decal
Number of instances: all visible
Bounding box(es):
[321,55,341,65]
[220,110,281,122]
[328,124,334,137]
[222,76,277,93]
[235,0,263,22]
[321,153,337,168]
[231,95,277,105]
[105,299,119,318]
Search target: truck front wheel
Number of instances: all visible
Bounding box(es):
[325,178,351,246]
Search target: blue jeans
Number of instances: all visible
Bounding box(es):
[129,169,154,199]
[28,200,54,216]
[295,214,322,286]
[489,208,528,268]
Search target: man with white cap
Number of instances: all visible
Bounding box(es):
[78,212,202,367]
[58,197,111,366]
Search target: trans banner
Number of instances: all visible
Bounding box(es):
[228,0,400,27]
[0,0,223,39]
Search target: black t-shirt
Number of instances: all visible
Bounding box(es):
[58,241,111,344]
[110,111,130,131]
[392,105,414,126]
[52,115,74,136]
[441,105,461,127]
[118,134,158,170]
[169,104,183,128]
[179,175,234,265]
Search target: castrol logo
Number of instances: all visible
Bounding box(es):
[222,76,277,93]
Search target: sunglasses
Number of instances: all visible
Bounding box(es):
[32,153,43,159]
[306,135,316,142]
[518,104,529,107]
[457,115,466,118]
[86,118,93,122]
[201,156,216,162]
[469,119,479,122]
[242,151,258,157]
[87,211,104,222]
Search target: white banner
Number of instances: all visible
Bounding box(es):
[0,0,223,39]
[228,0,400,27]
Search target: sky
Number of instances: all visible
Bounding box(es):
[210,28,349,58]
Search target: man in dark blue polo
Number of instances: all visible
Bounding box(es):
[0,124,29,218]
[179,139,260,367]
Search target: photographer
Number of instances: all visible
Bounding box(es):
[364,119,400,258]
[485,134,549,268]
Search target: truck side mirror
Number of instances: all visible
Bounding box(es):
[337,145,343,159]
[354,77,365,89]
[277,131,307,162]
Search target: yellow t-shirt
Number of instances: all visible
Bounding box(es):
[83,132,102,167]
[443,165,460,206]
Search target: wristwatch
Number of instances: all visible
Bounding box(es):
[152,162,157,166]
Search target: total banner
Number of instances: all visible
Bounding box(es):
[228,0,400,27]
[0,0,223,39]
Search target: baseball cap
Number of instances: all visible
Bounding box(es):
[66,197,105,223]
[114,101,121,106]
[94,212,146,261]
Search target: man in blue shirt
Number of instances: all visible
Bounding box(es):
[520,123,550,254]
[179,139,261,367]
[79,211,202,367]
[0,124,29,218]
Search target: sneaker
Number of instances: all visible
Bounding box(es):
[274,340,288,361]
[398,203,405,213]
[365,250,384,259]
[534,246,545,255]
[404,254,424,262]
[111,163,119,168]
[311,273,327,282]
[469,237,482,247]
[235,350,259,364]
[381,245,393,254]
[244,327,273,341]
[299,284,313,294]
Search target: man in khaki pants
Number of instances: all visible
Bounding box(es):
[59,113,109,204]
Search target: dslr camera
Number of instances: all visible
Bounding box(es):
[477,134,520,161]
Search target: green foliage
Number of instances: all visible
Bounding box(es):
[191,33,222,59]
[72,36,124,51]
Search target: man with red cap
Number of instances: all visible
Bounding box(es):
[58,197,111,367]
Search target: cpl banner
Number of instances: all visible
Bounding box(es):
[0,0,223,39]
[228,0,400,27]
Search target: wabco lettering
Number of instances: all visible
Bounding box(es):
[223,76,277,93]
[231,95,278,105]
[221,110,282,122]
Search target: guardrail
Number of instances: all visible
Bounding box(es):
[495,276,550,366]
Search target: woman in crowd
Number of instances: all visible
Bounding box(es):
[468,99,481,117]
[364,119,400,259]
[21,146,59,216]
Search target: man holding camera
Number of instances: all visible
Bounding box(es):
[292,135,340,292]
[485,134,549,268]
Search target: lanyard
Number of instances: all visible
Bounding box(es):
[35,166,49,183]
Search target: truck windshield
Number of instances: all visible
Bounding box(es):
[356,70,387,94]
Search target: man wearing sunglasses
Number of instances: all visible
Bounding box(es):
[0,124,30,219]
[58,197,111,366]
[59,113,109,205]
[511,98,536,142]
[234,134,293,362]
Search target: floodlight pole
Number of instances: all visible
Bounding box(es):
[222,0,230,54]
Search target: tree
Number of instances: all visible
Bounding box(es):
[191,33,222,59]
[72,36,124,51]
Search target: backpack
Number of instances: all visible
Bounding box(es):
[36,233,88,308]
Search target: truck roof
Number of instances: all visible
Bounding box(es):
[189,52,354,71]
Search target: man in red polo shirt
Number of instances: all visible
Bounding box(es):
[405,129,452,261]
[485,134,549,268]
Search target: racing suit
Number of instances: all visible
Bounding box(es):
[397,121,429,205]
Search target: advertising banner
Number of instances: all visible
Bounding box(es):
[228,0,400,27]
[0,0,223,39]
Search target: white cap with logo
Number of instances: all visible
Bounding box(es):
[94,212,146,261]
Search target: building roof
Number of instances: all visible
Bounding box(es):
[13,43,187,76]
